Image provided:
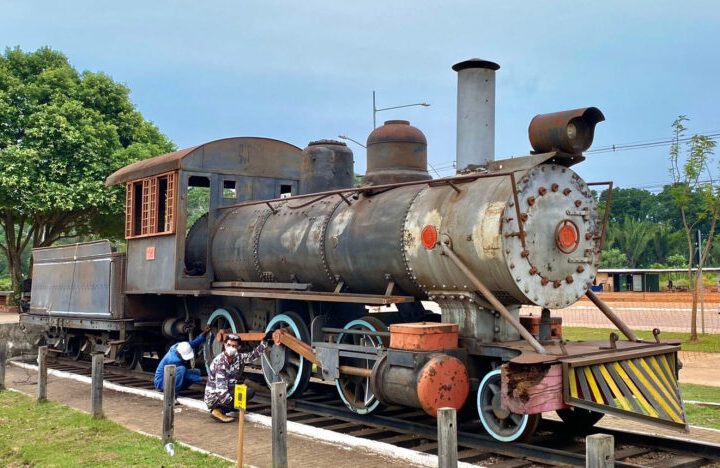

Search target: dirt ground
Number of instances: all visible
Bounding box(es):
[2,365,423,468]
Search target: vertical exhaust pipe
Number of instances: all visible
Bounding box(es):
[452,59,500,171]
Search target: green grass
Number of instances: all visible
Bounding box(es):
[563,327,720,353]
[679,383,720,430]
[684,404,720,430]
[681,383,720,403]
[0,390,232,468]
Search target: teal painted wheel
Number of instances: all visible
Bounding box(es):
[262,312,311,398]
[477,368,539,442]
[204,307,246,373]
[335,316,387,414]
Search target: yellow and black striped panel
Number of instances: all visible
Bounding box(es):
[563,351,687,430]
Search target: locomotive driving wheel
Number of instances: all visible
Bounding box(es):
[262,312,312,398]
[204,307,247,373]
[477,369,540,442]
[335,316,388,414]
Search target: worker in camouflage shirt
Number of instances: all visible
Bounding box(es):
[205,330,274,423]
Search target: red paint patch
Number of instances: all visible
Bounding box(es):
[421,225,437,250]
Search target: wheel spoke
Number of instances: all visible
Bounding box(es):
[488,383,500,395]
[510,413,523,426]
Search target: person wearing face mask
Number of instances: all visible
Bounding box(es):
[204,330,274,423]
[154,325,212,395]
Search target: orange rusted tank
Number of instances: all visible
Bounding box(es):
[389,322,458,351]
[416,354,469,416]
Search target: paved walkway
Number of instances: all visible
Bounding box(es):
[2,365,423,468]
[0,311,19,324]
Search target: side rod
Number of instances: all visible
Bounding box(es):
[441,244,547,354]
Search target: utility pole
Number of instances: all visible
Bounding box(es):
[699,230,705,334]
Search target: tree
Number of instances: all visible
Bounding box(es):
[0,47,174,300]
[598,188,660,223]
[599,248,628,268]
[607,216,656,268]
[668,115,718,341]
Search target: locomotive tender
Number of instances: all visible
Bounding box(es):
[22,59,688,442]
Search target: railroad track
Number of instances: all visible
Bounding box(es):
[27,357,720,467]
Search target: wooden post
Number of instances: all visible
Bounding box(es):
[0,340,7,391]
[91,353,104,419]
[162,365,176,445]
[271,381,288,468]
[437,407,458,468]
[37,346,48,402]
[586,433,614,468]
[237,407,245,468]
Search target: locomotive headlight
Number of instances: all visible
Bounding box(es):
[566,122,577,140]
[528,107,605,154]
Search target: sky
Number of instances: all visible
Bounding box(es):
[2,1,720,189]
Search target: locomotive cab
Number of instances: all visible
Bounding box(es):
[105,137,303,292]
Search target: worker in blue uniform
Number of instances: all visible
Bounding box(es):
[154,325,211,394]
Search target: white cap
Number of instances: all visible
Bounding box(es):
[176,342,194,360]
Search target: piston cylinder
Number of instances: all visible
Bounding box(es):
[371,352,469,417]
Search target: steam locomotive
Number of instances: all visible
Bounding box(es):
[21,59,687,442]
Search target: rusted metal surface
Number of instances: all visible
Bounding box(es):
[28,241,125,320]
[371,351,470,417]
[528,107,605,154]
[300,140,354,195]
[389,322,458,351]
[440,243,547,354]
[362,120,431,186]
[415,354,469,416]
[207,288,415,305]
[105,137,303,187]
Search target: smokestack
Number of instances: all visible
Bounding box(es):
[452,59,500,171]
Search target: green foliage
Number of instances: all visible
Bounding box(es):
[0,391,230,467]
[607,216,656,268]
[599,248,628,268]
[187,187,210,231]
[668,253,687,267]
[0,46,174,297]
[667,115,719,340]
[598,188,660,223]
